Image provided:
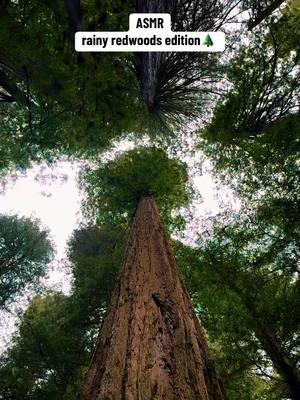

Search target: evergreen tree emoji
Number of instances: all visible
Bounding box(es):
[203,34,214,47]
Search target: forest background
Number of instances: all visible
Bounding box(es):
[0,0,299,399]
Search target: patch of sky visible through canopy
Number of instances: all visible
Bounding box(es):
[0,144,240,353]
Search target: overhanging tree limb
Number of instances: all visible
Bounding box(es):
[248,0,286,30]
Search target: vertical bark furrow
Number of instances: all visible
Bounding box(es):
[79,195,226,400]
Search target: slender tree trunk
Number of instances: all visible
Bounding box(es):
[65,0,82,37]
[135,0,175,113]
[227,283,300,399]
[256,328,300,400]
[79,195,226,400]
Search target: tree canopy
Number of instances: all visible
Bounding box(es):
[0,293,88,400]
[194,5,300,397]
[0,214,53,309]
[0,0,143,174]
[1,0,287,172]
[81,147,191,229]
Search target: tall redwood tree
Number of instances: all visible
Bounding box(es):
[79,195,226,399]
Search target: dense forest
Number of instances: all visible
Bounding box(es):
[0,0,299,399]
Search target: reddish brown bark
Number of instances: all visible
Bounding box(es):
[79,195,226,400]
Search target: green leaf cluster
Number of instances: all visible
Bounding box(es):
[0,293,89,400]
[81,147,191,229]
[0,214,53,309]
[174,217,300,399]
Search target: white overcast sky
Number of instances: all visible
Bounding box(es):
[0,161,82,259]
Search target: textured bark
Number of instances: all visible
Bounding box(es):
[79,195,226,400]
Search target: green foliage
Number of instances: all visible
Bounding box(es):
[68,225,125,324]
[81,147,191,228]
[203,113,300,204]
[202,112,300,327]
[0,293,89,400]
[204,4,300,146]
[203,23,299,144]
[196,14,300,396]
[279,1,300,57]
[174,216,300,399]
[0,214,53,308]
[0,0,143,174]
[200,15,300,282]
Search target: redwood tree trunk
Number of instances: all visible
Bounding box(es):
[135,0,175,113]
[79,195,226,399]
